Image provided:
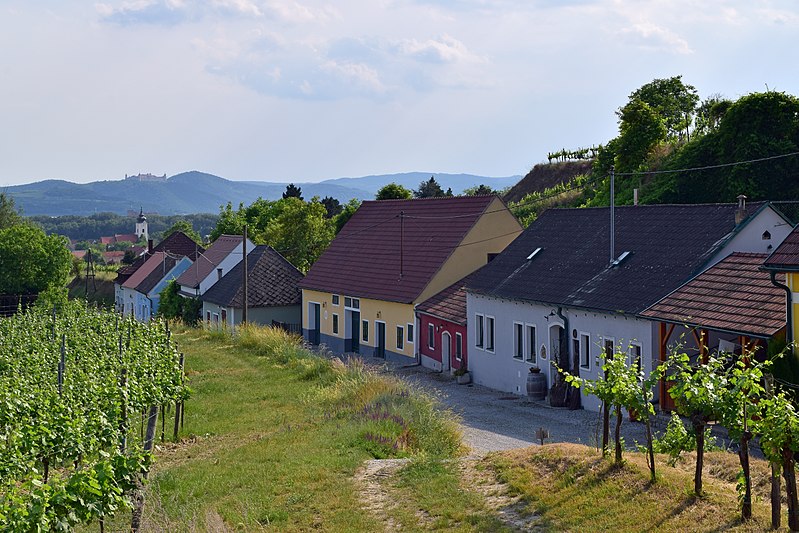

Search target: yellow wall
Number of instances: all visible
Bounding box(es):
[302,289,416,357]
[789,273,799,342]
[418,196,523,303]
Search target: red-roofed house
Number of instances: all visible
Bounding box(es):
[119,252,194,321]
[642,252,787,410]
[298,195,522,362]
[175,234,254,297]
[416,272,477,372]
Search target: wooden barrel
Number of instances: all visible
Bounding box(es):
[526,370,547,400]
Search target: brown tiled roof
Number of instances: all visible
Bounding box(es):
[114,234,139,243]
[299,195,501,303]
[137,256,181,295]
[641,253,785,338]
[116,232,204,284]
[416,270,483,326]
[123,252,167,290]
[468,203,762,315]
[175,234,243,289]
[202,245,303,308]
[763,225,799,271]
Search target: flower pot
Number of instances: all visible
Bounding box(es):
[456,371,471,385]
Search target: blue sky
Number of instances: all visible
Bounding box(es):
[1,0,797,186]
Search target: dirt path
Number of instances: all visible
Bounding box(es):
[354,454,545,532]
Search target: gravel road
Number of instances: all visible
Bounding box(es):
[377,361,652,454]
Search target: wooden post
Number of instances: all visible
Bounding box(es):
[119,368,128,453]
[131,405,159,532]
[58,334,65,396]
[243,226,248,325]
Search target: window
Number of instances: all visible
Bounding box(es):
[362,320,369,342]
[455,333,463,360]
[580,333,590,369]
[603,337,615,358]
[513,322,524,359]
[475,314,484,348]
[486,316,495,352]
[630,343,642,372]
[396,326,404,350]
[407,323,414,343]
[332,295,340,306]
[428,323,435,349]
[332,314,339,335]
[526,325,536,363]
[344,297,351,307]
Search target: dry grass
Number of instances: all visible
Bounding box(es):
[490,443,783,532]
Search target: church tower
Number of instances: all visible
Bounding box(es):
[135,207,148,241]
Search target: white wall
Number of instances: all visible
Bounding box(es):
[708,206,792,266]
[467,292,656,412]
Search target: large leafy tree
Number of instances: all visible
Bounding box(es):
[376,183,412,200]
[160,219,202,244]
[615,99,667,174]
[263,197,334,272]
[0,223,72,295]
[0,193,22,230]
[334,199,361,234]
[320,196,342,218]
[282,183,304,200]
[414,176,450,198]
[624,75,699,140]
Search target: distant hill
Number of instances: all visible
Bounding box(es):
[6,171,521,216]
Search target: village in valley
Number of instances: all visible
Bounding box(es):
[4,2,799,527]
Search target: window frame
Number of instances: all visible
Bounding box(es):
[513,321,524,359]
[332,313,339,335]
[525,324,537,364]
[332,294,340,306]
[475,314,485,349]
[580,332,591,370]
[362,319,369,343]
[455,332,463,361]
[427,323,435,350]
[407,323,414,344]
[485,316,495,353]
[396,326,404,350]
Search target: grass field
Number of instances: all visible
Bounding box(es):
[88,323,792,532]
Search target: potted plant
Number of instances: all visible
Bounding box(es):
[454,365,471,384]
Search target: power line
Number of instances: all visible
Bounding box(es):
[615,150,799,177]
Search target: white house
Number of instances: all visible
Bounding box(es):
[465,201,792,412]
[120,252,193,321]
[175,234,254,298]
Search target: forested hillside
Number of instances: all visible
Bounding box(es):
[510,77,799,226]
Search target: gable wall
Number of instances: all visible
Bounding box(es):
[417,197,522,304]
[707,206,792,266]
[198,242,246,295]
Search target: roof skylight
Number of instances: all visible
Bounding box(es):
[526,247,542,261]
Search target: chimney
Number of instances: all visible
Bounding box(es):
[735,194,748,225]
[633,188,639,206]
[147,239,154,254]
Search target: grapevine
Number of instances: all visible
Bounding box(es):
[0,301,189,531]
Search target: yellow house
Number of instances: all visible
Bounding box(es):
[298,195,522,362]
[763,225,799,348]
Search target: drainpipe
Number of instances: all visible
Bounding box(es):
[770,270,793,347]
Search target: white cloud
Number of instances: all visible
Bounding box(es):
[617,22,693,55]
[397,34,483,64]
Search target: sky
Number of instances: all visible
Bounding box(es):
[1,1,798,187]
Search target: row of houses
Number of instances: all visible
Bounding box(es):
[114,231,303,329]
[298,194,799,413]
[115,193,799,414]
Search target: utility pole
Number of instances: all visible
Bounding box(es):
[609,166,615,265]
[242,226,248,324]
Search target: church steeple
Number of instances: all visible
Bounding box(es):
[135,207,149,241]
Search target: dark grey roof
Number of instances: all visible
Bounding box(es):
[202,245,304,308]
[466,203,759,315]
